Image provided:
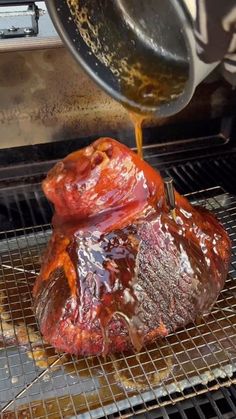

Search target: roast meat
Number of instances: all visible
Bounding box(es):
[33,138,231,356]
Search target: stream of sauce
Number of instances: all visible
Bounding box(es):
[129,112,145,159]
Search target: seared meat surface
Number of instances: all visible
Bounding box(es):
[33,138,231,356]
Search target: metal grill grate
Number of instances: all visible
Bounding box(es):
[0,187,235,418]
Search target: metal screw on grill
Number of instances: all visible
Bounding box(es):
[24,27,33,35]
[0,3,42,39]
[8,26,18,32]
[164,177,176,220]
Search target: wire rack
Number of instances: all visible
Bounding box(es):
[0,186,235,419]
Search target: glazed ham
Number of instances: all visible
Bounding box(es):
[33,138,231,356]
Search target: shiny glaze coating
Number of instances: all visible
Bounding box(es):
[33,138,231,355]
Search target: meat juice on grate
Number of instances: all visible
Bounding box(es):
[1,263,235,417]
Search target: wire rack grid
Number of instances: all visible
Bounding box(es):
[0,186,235,419]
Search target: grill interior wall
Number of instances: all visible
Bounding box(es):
[0,48,235,149]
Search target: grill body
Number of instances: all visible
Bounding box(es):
[0,6,236,417]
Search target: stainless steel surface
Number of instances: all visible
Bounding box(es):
[0,3,41,40]
[0,2,62,51]
[0,9,45,18]
[0,45,234,150]
[0,186,235,418]
[0,48,131,149]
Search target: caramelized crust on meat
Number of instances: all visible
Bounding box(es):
[33,138,231,356]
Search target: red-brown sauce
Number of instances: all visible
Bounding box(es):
[129,112,145,159]
[33,138,230,356]
[34,139,164,352]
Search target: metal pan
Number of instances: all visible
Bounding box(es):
[46,0,219,117]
